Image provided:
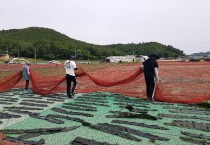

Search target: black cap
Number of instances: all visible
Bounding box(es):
[68,55,76,59]
[149,54,156,58]
[149,53,159,59]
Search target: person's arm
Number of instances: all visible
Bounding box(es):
[154,67,160,83]
[27,65,30,75]
[141,62,144,69]
[64,61,66,69]
[140,64,144,69]
[75,65,79,70]
[73,61,78,70]
[75,67,78,70]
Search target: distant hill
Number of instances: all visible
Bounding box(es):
[0,27,185,60]
[190,51,210,56]
[107,42,184,58]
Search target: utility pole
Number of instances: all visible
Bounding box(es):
[34,48,37,63]
[74,49,76,58]
[132,47,135,62]
[132,47,134,56]
[74,45,77,58]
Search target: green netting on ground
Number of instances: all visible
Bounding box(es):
[1,90,210,145]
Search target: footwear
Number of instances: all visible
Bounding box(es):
[23,89,29,93]
[68,95,73,98]
[71,92,75,96]
[67,93,72,98]
[147,97,153,102]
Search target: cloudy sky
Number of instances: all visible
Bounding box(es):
[0,0,210,54]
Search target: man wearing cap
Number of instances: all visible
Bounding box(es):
[64,55,78,98]
[141,54,160,102]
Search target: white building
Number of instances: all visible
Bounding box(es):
[136,55,148,62]
[0,54,9,61]
[105,55,136,63]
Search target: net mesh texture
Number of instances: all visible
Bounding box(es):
[0,61,210,104]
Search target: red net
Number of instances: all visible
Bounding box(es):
[0,71,22,92]
[0,61,210,104]
[154,62,210,103]
[0,133,26,145]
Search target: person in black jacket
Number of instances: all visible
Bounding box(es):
[141,54,160,102]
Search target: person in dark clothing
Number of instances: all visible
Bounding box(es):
[141,54,160,102]
[64,55,78,98]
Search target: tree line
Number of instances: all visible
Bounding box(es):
[0,27,185,60]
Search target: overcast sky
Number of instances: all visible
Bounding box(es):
[0,0,210,54]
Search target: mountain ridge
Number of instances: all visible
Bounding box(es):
[0,27,185,60]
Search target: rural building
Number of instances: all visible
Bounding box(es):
[0,54,9,61]
[105,55,136,63]
[8,57,30,64]
[204,55,210,61]
[136,55,148,62]
[105,55,148,63]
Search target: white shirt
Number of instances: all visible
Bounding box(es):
[64,60,76,76]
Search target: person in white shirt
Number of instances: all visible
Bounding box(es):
[64,55,78,98]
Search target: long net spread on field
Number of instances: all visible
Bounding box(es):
[0,61,210,104]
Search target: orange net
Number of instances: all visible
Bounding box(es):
[0,62,210,104]
[0,133,26,145]
[154,62,210,103]
[0,71,22,92]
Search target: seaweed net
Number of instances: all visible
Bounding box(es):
[0,62,210,104]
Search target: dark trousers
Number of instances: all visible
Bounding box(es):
[66,74,77,97]
[25,80,29,90]
[145,75,156,100]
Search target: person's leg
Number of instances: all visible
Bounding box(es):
[148,76,155,101]
[66,74,71,97]
[75,77,78,91]
[71,76,77,95]
[25,80,29,90]
[145,76,150,100]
